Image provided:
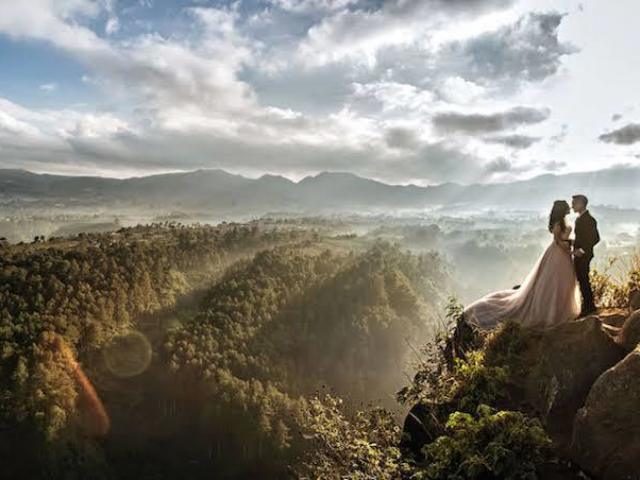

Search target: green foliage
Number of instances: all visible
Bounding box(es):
[444,295,464,327]
[0,223,452,478]
[591,253,640,308]
[394,319,552,479]
[162,242,449,467]
[0,223,305,440]
[293,394,410,480]
[419,404,551,480]
[450,351,510,413]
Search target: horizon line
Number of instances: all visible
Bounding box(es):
[1,163,637,190]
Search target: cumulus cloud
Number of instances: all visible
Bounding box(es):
[269,0,359,13]
[433,106,550,134]
[384,127,420,150]
[350,81,435,114]
[0,0,581,183]
[599,123,640,145]
[291,0,519,68]
[483,134,541,149]
[484,157,516,174]
[440,13,576,88]
[437,77,486,104]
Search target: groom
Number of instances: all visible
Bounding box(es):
[572,194,600,316]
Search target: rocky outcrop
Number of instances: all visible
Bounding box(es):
[492,317,624,425]
[571,348,640,480]
[619,310,640,352]
[630,288,640,312]
[599,309,628,328]
[401,313,630,478]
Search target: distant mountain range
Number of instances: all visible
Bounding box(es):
[0,166,638,213]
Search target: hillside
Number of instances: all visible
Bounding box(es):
[0,223,450,478]
[296,261,640,480]
[1,166,639,213]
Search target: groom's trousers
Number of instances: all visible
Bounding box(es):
[575,255,596,313]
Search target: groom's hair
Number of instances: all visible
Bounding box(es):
[572,194,588,206]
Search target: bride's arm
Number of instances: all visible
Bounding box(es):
[552,223,572,252]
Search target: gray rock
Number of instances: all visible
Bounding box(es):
[485,317,624,426]
[630,288,640,312]
[529,317,622,422]
[599,310,627,328]
[571,348,640,480]
[619,310,640,352]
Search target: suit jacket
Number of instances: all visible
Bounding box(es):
[574,210,600,259]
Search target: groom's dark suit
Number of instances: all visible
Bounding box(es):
[574,210,600,315]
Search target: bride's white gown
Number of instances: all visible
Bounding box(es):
[463,225,581,330]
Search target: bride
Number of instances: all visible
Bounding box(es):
[463,200,581,330]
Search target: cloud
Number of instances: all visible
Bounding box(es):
[440,13,576,88]
[540,160,566,171]
[0,0,583,184]
[483,134,541,149]
[293,0,517,69]
[0,0,107,53]
[105,17,119,35]
[433,106,550,134]
[384,127,420,150]
[483,157,566,177]
[0,94,487,184]
[484,157,514,173]
[350,81,435,114]
[599,123,640,145]
[437,77,486,104]
[549,124,568,146]
[0,2,258,116]
[39,83,58,93]
[269,0,359,13]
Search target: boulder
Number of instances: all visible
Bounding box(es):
[400,401,451,460]
[598,309,628,328]
[630,288,640,312]
[487,317,624,428]
[571,348,640,480]
[618,310,640,352]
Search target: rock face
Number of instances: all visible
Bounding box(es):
[400,315,627,476]
[619,310,640,352]
[513,317,623,425]
[571,348,640,480]
[630,289,640,312]
[599,309,628,328]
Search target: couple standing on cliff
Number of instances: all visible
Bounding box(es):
[464,194,600,330]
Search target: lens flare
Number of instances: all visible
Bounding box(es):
[54,335,110,437]
[103,330,153,378]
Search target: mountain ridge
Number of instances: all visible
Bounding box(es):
[1,166,638,212]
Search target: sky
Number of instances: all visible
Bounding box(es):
[0,0,638,185]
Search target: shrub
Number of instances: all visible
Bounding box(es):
[293,395,409,480]
[450,351,510,413]
[418,404,552,480]
[591,253,640,308]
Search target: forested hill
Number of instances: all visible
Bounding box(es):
[2,214,638,480]
[1,165,639,212]
[0,223,450,478]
